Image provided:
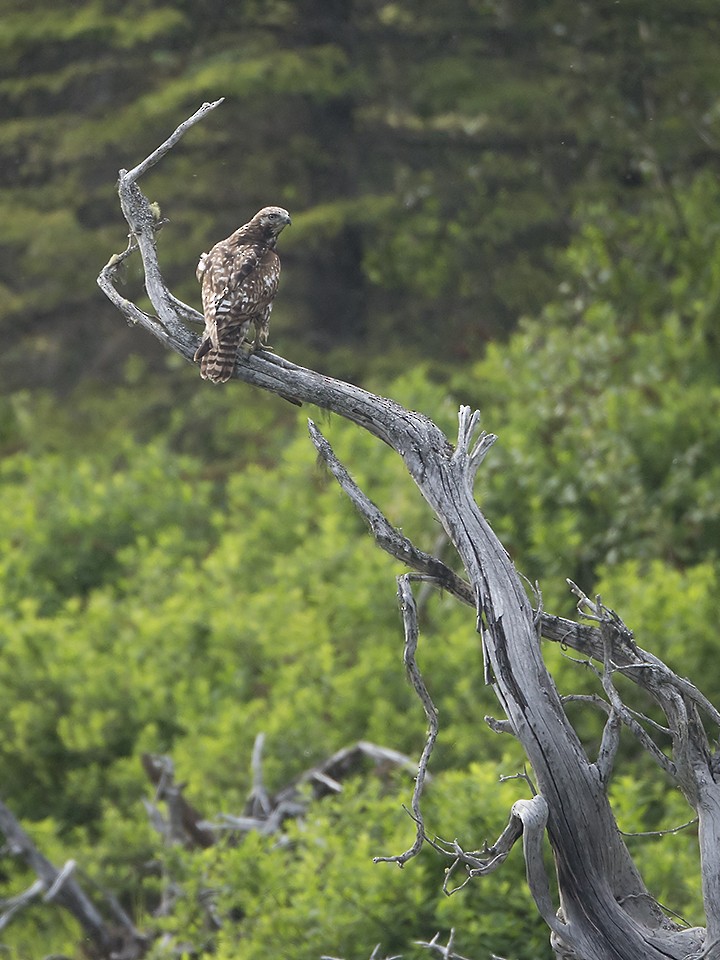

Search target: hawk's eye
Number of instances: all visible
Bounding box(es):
[268,213,278,219]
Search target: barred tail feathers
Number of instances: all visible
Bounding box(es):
[199,342,240,383]
[195,319,249,383]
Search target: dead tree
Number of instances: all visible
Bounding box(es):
[97,100,720,960]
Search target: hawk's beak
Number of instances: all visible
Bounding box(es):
[286,214,292,226]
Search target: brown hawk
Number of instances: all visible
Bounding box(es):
[194,206,292,383]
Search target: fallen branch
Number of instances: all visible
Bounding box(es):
[0,799,145,959]
[0,877,44,932]
[141,753,215,848]
[142,741,420,843]
[416,929,474,960]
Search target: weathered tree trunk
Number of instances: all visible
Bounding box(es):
[96,101,720,960]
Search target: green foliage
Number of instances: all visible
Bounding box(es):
[595,559,720,713]
[145,769,551,960]
[445,172,720,612]
[3,271,719,955]
[0,441,209,614]
[0,369,533,957]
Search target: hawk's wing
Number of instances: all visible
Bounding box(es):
[209,243,267,323]
[198,242,280,330]
[196,240,281,370]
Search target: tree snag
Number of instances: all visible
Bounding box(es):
[96,101,720,960]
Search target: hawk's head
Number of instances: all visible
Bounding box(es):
[252,206,292,238]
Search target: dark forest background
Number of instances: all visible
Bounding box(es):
[2,1,720,957]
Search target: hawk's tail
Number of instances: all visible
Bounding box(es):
[194,338,239,384]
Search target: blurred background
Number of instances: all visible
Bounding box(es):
[5,0,720,388]
[2,1,720,957]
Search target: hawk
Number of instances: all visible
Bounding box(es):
[194,206,292,383]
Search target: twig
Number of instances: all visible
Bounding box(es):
[308,420,474,604]
[0,878,45,931]
[562,693,611,713]
[430,812,525,894]
[597,604,677,777]
[246,732,273,818]
[374,575,439,867]
[416,928,474,960]
[563,594,678,778]
[321,947,401,960]
[620,817,698,838]
[499,768,537,796]
[122,99,225,184]
[43,860,76,902]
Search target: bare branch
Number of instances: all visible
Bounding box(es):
[620,817,699,839]
[416,929,474,960]
[0,798,143,956]
[308,420,473,603]
[122,98,225,183]
[374,575,440,867]
[433,809,525,894]
[499,768,537,796]
[199,740,419,840]
[0,878,45,931]
[308,415,718,803]
[321,946,402,960]
[246,732,273,819]
[309,411,715,794]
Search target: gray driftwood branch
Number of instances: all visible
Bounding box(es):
[141,740,418,843]
[96,102,720,960]
[0,798,145,958]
